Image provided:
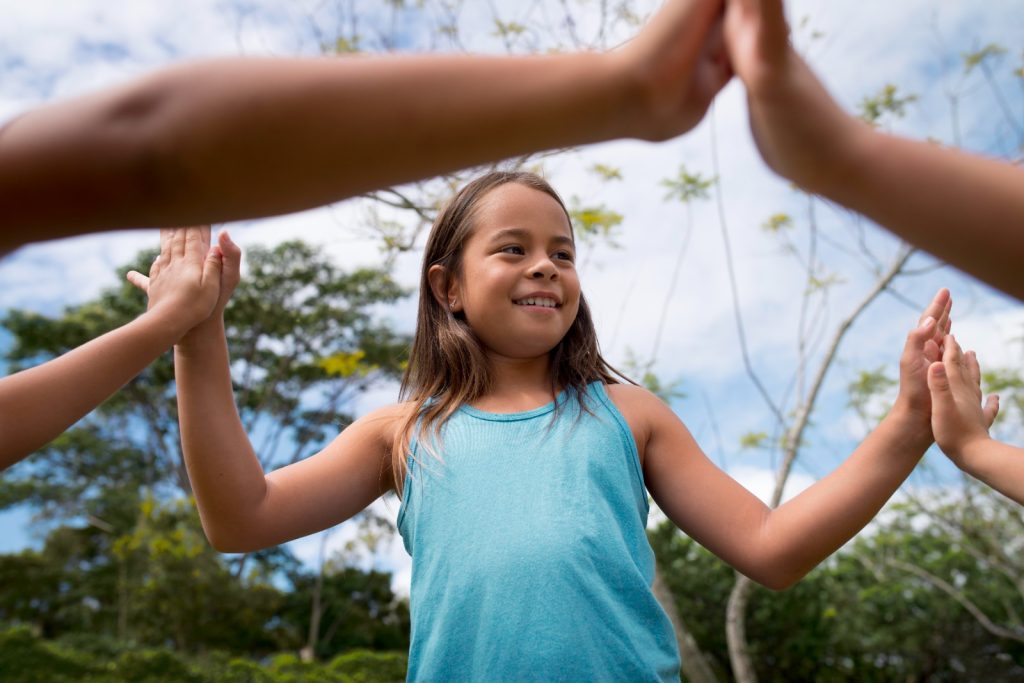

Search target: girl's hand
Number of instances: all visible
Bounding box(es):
[927,336,1000,468]
[126,226,223,339]
[722,0,870,194]
[892,288,952,432]
[615,0,733,141]
[176,230,242,348]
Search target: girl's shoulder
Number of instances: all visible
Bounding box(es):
[351,400,419,448]
[602,383,666,467]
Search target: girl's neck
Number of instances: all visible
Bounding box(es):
[472,352,557,413]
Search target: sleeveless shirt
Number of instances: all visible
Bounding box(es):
[397,382,680,681]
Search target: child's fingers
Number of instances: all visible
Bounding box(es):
[170,227,187,259]
[184,226,206,261]
[941,334,966,383]
[908,315,936,356]
[965,350,981,389]
[927,361,952,404]
[983,395,999,428]
[159,228,173,262]
[917,288,949,329]
[126,270,150,294]
[218,231,243,289]
[202,245,224,289]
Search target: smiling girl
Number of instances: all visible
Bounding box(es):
[170,170,951,681]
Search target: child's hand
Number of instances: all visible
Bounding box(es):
[892,288,952,432]
[616,0,733,140]
[927,336,1000,468]
[126,226,223,339]
[208,231,242,319]
[722,0,868,195]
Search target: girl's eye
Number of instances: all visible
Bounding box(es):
[554,250,574,262]
[501,245,525,255]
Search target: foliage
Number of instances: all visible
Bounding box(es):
[650,487,1024,681]
[0,626,408,682]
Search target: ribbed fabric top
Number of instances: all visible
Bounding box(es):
[397,382,680,682]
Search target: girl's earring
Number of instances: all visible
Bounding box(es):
[449,299,457,312]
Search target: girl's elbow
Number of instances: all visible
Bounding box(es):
[746,562,808,592]
[201,519,262,554]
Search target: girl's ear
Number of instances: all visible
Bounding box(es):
[428,264,462,313]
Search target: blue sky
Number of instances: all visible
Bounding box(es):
[2,0,1023,592]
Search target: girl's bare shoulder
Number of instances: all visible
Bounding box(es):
[350,401,420,449]
[602,383,667,464]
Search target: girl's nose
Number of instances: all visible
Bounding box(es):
[530,261,557,279]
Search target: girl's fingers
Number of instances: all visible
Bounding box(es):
[918,288,948,328]
[185,226,203,260]
[159,228,173,261]
[126,270,150,293]
[171,227,186,258]
[965,350,981,388]
[983,395,999,429]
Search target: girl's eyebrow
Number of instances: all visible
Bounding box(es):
[488,227,574,247]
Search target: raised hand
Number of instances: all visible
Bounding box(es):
[616,0,734,140]
[893,288,953,432]
[126,226,223,339]
[722,0,867,194]
[928,336,1000,466]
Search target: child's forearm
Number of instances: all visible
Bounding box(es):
[174,319,271,550]
[0,312,183,470]
[759,407,931,587]
[960,438,1024,505]
[824,129,1024,301]
[2,52,637,248]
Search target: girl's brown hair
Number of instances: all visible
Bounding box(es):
[390,171,632,494]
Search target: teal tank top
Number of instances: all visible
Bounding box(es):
[397,382,680,681]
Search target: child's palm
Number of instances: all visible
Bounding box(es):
[126,226,223,334]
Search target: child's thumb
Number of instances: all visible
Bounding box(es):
[927,361,951,400]
[203,246,224,286]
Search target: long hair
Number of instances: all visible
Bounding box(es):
[390,171,632,494]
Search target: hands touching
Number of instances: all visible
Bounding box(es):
[722,0,867,195]
[893,288,953,436]
[126,226,241,342]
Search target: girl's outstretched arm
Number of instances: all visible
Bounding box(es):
[928,335,1024,505]
[625,289,950,590]
[0,226,221,470]
[723,0,1024,301]
[1,0,730,253]
[172,233,398,552]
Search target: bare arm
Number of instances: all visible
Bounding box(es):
[723,0,1024,301]
[0,227,221,470]
[631,289,949,589]
[173,234,394,552]
[928,335,1024,505]
[0,0,730,252]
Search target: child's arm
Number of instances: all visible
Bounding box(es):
[723,0,1024,301]
[625,288,950,590]
[1,0,730,253]
[0,227,221,470]
[171,233,399,552]
[928,336,1024,505]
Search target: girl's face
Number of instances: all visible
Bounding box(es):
[449,182,581,361]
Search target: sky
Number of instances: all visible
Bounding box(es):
[1,0,1023,595]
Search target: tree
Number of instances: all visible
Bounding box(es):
[0,240,410,653]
